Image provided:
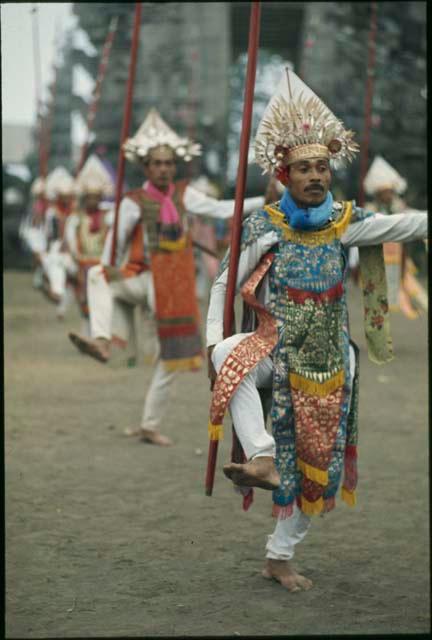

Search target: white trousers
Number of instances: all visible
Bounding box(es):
[87,265,178,432]
[41,244,78,316]
[212,332,357,560]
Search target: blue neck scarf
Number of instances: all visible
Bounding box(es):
[279,188,334,230]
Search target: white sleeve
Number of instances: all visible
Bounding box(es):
[342,212,428,247]
[206,230,278,347]
[184,185,264,220]
[103,207,115,227]
[100,229,113,266]
[110,197,141,266]
[64,215,80,256]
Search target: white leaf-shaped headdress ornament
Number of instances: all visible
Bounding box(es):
[75,155,114,197]
[123,108,201,164]
[45,167,76,199]
[363,155,407,195]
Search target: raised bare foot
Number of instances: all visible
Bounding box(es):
[223,456,280,490]
[262,559,313,592]
[68,333,110,363]
[139,428,173,447]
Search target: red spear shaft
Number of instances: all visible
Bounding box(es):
[205,1,261,497]
[358,1,378,208]
[110,3,142,267]
[75,16,119,175]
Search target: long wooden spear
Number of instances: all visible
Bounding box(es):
[40,63,59,177]
[110,3,142,267]
[357,1,378,207]
[205,1,261,497]
[31,3,45,177]
[75,16,119,175]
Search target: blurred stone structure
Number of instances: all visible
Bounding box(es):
[30,2,425,205]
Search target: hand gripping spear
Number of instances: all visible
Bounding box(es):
[75,16,119,176]
[110,3,142,268]
[205,1,261,497]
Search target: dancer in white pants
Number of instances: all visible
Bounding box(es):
[42,167,77,319]
[69,108,264,447]
[206,67,428,592]
[84,263,174,438]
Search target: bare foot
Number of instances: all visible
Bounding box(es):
[223,456,280,490]
[123,427,143,437]
[68,333,110,363]
[138,428,173,447]
[262,559,313,592]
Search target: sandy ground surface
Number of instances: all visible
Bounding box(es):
[5,270,430,637]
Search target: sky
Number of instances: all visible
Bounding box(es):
[1,2,75,126]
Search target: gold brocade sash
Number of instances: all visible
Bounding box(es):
[208,252,278,440]
[151,243,203,372]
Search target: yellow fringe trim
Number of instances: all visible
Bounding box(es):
[297,458,328,486]
[300,495,324,516]
[264,200,352,246]
[289,370,345,397]
[158,237,187,252]
[208,421,224,441]
[162,355,203,372]
[341,486,356,507]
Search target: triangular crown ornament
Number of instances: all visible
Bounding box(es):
[45,167,76,199]
[31,177,46,196]
[75,155,114,197]
[363,155,407,195]
[254,67,359,174]
[123,107,201,163]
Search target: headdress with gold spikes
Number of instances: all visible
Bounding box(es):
[75,155,114,198]
[45,167,76,200]
[31,176,46,197]
[254,68,359,173]
[123,107,201,164]
[363,155,407,195]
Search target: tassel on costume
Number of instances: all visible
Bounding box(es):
[299,494,324,515]
[208,421,223,441]
[163,355,203,372]
[289,370,345,397]
[272,503,295,519]
[297,458,328,486]
[341,486,356,506]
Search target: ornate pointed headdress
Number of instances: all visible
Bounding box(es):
[363,155,407,195]
[31,177,46,197]
[123,108,201,164]
[254,68,359,173]
[45,167,76,199]
[75,155,114,197]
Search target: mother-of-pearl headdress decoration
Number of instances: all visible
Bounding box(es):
[45,167,76,199]
[254,68,359,173]
[123,108,201,163]
[363,155,407,195]
[31,176,46,196]
[75,155,114,197]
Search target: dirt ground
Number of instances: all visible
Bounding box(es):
[5,270,430,637]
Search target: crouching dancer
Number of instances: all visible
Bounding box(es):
[206,69,427,592]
